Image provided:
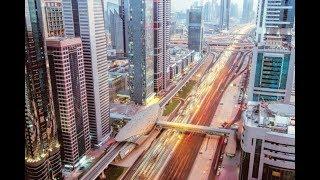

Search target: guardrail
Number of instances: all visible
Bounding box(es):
[79,142,125,180]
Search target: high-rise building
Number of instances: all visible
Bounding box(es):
[203,1,212,22]
[248,0,295,103]
[242,0,253,23]
[120,0,129,56]
[163,0,171,91]
[153,0,171,93]
[103,0,124,55]
[214,0,220,23]
[219,0,230,30]
[248,42,295,103]
[255,0,295,44]
[25,0,62,179]
[42,0,65,37]
[46,37,91,168]
[188,6,203,52]
[240,101,295,180]
[230,2,239,18]
[62,0,110,146]
[128,0,155,105]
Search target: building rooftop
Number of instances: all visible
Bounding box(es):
[244,101,295,136]
[170,47,193,63]
[110,102,141,118]
[115,103,161,142]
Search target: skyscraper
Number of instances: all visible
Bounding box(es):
[25,0,62,179]
[230,2,239,18]
[42,0,65,37]
[248,43,295,102]
[248,0,295,103]
[219,0,230,30]
[188,6,203,52]
[120,0,129,56]
[128,0,155,105]
[47,37,91,168]
[103,0,125,55]
[255,0,295,43]
[203,1,212,22]
[62,0,110,146]
[241,0,253,23]
[163,0,171,91]
[154,0,171,94]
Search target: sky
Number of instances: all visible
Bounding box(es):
[172,0,258,13]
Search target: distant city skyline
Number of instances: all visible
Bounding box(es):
[172,0,258,13]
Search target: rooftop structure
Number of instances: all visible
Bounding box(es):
[115,104,161,142]
[240,101,295,179]
[244,101,295,135]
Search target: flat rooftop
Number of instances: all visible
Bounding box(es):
[110,102,141,119]
[244,101,295,136]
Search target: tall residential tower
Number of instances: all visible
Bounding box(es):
[103,0,125,55]
[128,0,155,105]
[25,0,62,179]
[248,0,295,103]
[42,0,65,37]
[62,0,110,146]
[47,37,91,168]
[188,6,203,52]
[242,0,254,23]
[219,0,230,30]
[153,0,171,93]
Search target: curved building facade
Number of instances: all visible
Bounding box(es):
[115,103,160,142]
[240,101,295,180]
[25,0,62,179]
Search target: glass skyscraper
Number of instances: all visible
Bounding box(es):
[25,0,62,179]
[62,0,111,146]
[188,6,203,52]
[248,0,295,103]
[128,0,155,105]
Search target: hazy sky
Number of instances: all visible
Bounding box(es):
[172,0,257,13]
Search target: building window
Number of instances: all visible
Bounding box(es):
[252,139,262,178]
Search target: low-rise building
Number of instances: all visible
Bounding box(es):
[240,101,295,180]
[169,47,195,81]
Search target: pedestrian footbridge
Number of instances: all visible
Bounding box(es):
[155,121,234,137]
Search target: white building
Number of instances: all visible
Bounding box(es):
[240,101,295,180]
[255,0,295,44]
[62,0,110,147]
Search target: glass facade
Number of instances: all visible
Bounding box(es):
[254,52,291,90]
[25,0,62,178]
[128,0,154,104]
[188,7,203,52]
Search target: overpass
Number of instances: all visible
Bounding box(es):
[156,121,234,137]
[155,121,237,156]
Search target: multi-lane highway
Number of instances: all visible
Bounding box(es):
[158,49,246,180]
[121,25,254,180]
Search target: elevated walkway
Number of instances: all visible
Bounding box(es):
[156,121,233,136]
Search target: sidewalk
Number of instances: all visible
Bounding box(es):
[187,70,243,180]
